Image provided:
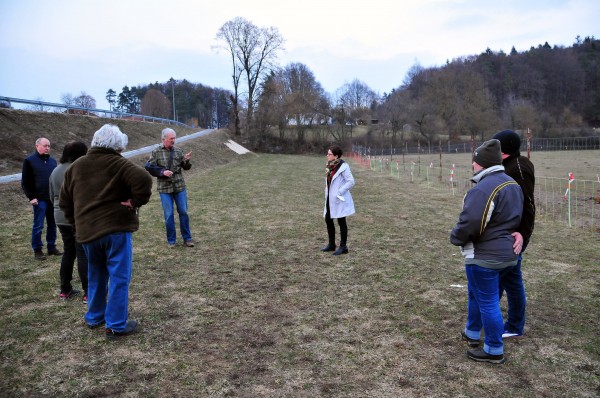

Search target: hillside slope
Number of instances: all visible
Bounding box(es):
[0,108,239,175]
[0,108,254,212]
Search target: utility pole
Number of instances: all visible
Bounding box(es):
[170,77,176,121]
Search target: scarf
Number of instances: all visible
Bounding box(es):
[326,158,342,177]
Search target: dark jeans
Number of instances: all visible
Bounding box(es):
[499,254,527,335]
[31,200,56,251]
[325,200,348,247]
[58,225,88,295]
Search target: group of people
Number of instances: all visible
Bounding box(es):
[22,125,195,339]
[321,133,535,365]
[21,125,534,361]
[451,130,535,364]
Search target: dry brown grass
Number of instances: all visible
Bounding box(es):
[0,145,598,396]
[0,108,203,175]
[389,150,600,181]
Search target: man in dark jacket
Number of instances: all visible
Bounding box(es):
[60,124,152,340]
[22,137,61,260]
[492,130,536,339]
[451,139,523,364]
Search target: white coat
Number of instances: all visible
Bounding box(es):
[323,161,356,219]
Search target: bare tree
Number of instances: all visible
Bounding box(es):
[215,17,285,136]
[282,63,327,142]
[376,88,411,146]
[141,89,171,118]
[61,91,96,113]
[74,91,96,109]
[337,79,378,127]
[61,93,75,106]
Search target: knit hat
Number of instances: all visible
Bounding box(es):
[492,129,521,156]
[473,139,502,168]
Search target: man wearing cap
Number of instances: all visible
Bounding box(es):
[492,130,535,339]
[450,139,524,364]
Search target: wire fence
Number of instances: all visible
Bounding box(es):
[350,153,600,232]
[353,135,600,156]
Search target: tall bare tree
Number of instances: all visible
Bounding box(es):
[141,89,171,118]
[61,91,96,110]
[282,63,327,142]
[215,17,284,136]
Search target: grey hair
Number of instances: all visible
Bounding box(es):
[161,128,176,140]
[91,124,128,151]
[35,137,49,145]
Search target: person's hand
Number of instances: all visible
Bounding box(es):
[512,232,523,255]
[163,170,174,177]
[30,198,38,205]
[121,199,134,209]
[184,151,192,161]
[337,195,345,202]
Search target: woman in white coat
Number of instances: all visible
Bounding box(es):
[322,145,355,255]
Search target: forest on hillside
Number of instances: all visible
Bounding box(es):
[102,30,600,151]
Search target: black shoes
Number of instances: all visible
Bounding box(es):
[461,331,480,347]
[87,321,104,329]
[467,348,505,364]
[47,248,63,256]
[333,246,348,256]
[321,244,336,252]
[321,244,349,255]
[34,250,46,261]
[106,320,139,340]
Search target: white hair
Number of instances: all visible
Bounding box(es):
[91,124,128,151]
[161,128,176,140]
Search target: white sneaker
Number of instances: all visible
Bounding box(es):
[502,331,522,339]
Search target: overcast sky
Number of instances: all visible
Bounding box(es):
[1,0,598,110]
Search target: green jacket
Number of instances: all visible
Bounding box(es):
[145,145,191,194]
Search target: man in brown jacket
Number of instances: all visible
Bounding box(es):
[60,124,152,340]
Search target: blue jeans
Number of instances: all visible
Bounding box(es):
[31,200,57,251]
[499,254,526,335]
[83,232,132,331]
[160,190,192,244]
[464,264,504,356]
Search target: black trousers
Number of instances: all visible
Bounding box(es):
[58,225,88,294]
[325,198,347,247]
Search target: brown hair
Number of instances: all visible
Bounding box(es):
[329,145,343,158]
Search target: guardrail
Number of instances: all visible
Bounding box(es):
[0,96,192,128]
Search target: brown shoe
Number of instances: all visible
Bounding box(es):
[34,250,46,261]
[184,240,195,247]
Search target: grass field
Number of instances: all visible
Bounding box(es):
[362,150,600,231]
[382,150,600,181]
[0,153,599,397]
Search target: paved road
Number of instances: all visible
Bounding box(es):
[0,128,215,184]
